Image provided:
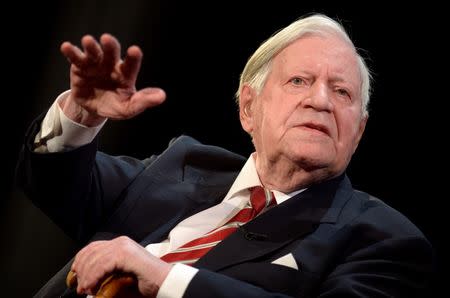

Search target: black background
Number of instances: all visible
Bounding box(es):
[0,1,446,296]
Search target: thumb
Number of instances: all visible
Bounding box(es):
[129,87,166,114]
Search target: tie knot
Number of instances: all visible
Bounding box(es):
[250,186,276,214]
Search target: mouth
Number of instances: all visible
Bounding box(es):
[296,122,330,136]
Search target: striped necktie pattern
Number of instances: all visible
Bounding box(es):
[160,186,276,265]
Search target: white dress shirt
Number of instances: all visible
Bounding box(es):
[36,91,304,298]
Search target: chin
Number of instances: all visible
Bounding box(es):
[289,150,335,171]
[290,140,334,160]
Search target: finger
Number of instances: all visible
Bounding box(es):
[60,41,85,66]
[128,88,166,116]
[72,241,105,272]
[81,35,103,63]
[74,243,108,294]
[77,243,108,280]
[100,33,121,68]
[78,248,118,295]
[121,45,143,83]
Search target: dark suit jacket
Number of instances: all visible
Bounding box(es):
[16,117,434,297]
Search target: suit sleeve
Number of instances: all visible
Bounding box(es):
[15,115,160,242]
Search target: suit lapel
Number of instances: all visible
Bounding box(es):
[195,174,352,271]
[139,183,231,246]
[126,142,246,246]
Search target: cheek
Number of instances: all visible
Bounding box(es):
[256,104,280,134]
[256,92,298,139]
[336,117,363,156]
[268,101,297,130]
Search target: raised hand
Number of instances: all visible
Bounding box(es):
[60,33,166,126]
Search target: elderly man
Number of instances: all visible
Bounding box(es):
[17,14,433,297]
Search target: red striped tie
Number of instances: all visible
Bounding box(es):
[160,186,276,265]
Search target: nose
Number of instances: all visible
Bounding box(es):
[302,81,333,112]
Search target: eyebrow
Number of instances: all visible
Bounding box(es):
[284,66,358,87]
[328,76,352,85]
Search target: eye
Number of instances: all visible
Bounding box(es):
[336,88,351,99]
[289,77,305,86]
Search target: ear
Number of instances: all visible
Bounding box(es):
[352,115,368,153]
[239,85,255,134]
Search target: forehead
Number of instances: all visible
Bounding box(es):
[273,34,361,85]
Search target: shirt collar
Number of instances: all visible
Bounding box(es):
[223,153,261,201]
[223,153,306,204]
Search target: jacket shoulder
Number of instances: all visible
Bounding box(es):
[347,189,428,239]
[141,135,247,186]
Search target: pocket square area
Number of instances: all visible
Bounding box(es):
[271,253,299,270]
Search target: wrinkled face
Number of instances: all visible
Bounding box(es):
[240,34,367,176]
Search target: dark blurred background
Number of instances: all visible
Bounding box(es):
[1,1,445,296]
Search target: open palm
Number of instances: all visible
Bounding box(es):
[60,33,165,126]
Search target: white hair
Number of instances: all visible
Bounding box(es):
[236,14,372,117]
